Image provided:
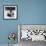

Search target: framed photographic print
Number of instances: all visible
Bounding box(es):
[18,24,46,41]
[3,5,17,19]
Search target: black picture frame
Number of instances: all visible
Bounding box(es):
[3,5,18,20]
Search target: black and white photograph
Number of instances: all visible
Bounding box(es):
[18,25,46,41]
[4,5,17,19]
